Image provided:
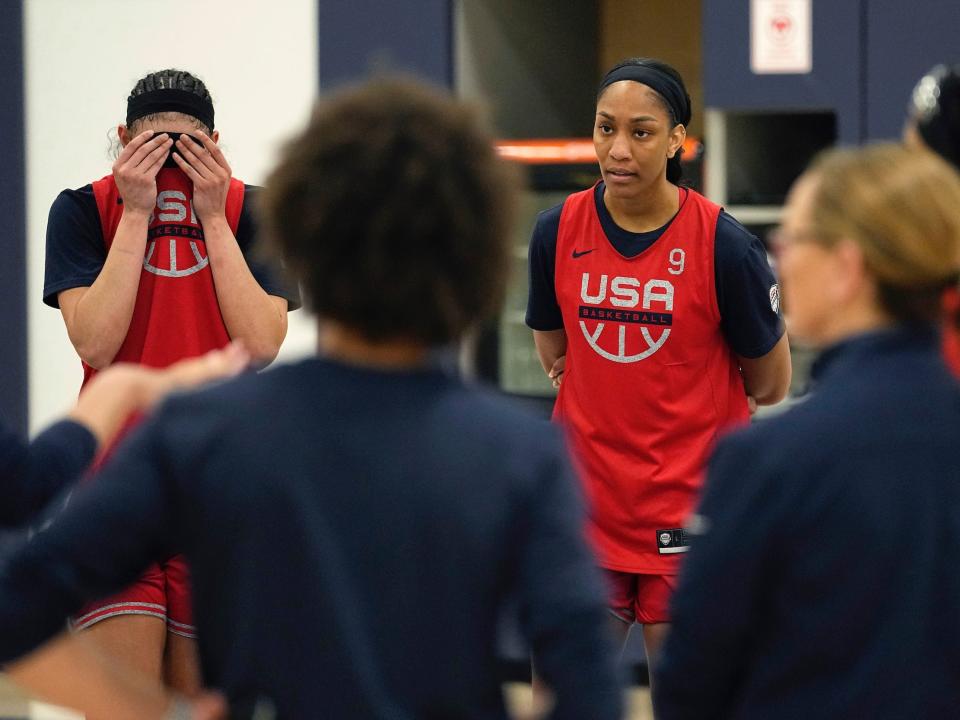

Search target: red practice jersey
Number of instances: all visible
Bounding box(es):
[85,168,246,387]
[553,184,749,573]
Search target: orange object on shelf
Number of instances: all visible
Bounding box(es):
[494,137,702,165]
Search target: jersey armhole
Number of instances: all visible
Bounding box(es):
[706,206,725,323]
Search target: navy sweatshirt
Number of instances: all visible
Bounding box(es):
[0,420,96,526]
[0,358,622,719]
[657,327,960,719]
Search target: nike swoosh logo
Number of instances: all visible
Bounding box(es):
[572,249,594,258]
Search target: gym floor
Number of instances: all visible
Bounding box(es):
[0,678,653,719]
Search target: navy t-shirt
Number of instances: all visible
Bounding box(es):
[0,358,622,719]
[527,182,782,359]
[42,184,300,310]
[0,419,96,527]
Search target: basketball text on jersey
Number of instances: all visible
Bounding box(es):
[552,184,750,572]
[578,273,674,363]
[143,190,208,278]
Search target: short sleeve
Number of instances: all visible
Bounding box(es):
[714,212,784,359]
[43,187,105,308]
[0,420,98,525]
[525,204,564,331]
[236,186,302,311]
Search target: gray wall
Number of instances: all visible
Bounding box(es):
[703,0,863,144]
[320,0,453,89]
[0,0,26,435]
[865,0,960,140]
[704,0,960,144]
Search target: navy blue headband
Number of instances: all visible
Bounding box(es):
[126,88,215,131]
[598,65,690,127]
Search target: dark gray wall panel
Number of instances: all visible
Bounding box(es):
[320,0,453,89]
[703,0,863,143]
[0,0,27,436]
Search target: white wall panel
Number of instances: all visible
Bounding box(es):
[25,0,318,432]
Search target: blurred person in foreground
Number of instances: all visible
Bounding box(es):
[904,62,960,375]
[656,143,960,719]
[0,78,623,720]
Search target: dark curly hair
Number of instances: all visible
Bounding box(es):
[126,68,213,134]
[260,77,519,345]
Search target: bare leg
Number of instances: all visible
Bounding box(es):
[81,615,166,720]
[609,613,633,655]
[163,631,201,695]
[530,656,554,718]
[642,622,671,714]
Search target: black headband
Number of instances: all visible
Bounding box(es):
[126,88,215,131]
[598,65,691,127]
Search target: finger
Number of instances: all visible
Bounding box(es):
[548,355,566,377]
[117,129,155,159]
[162,347,248,393]
[172,151,206,184]
[120,133,169,170]
[178,135,220,176]
[175,138,214,180]
[142,146,168,179]
[221,339,250,366]
[139,138,173,173]
[194,131,231,174]
[119,137,169,176]
[191,693,228,720]
[747,396,758,415]
[208,342,251,376]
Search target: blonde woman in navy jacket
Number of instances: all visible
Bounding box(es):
[657,143,960,719]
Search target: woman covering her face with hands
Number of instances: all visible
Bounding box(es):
[41,68,299,703]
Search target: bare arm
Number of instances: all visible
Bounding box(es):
[68,342,249,449]
[196,216,288,362]
[7,633,224,720]
[738,332,792,406]
[533,329,567,387]
[59,131,173,368]
[174,133,288,364]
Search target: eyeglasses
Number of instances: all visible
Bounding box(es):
[767,227,824,256]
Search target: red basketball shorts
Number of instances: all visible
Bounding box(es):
[71,554,195,638]
[603,569,678,625]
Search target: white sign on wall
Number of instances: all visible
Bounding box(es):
[750,0,812,75]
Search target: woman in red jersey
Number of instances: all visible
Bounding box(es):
[526,57,791,697]
[904,63,960,376]
[42,69,298,707]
